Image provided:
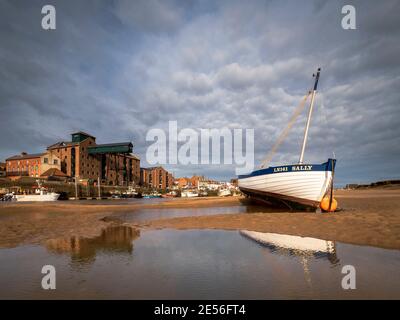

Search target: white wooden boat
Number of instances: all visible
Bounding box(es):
[218,189,231,197]
[15,180,59,202]
[238,68,336,209]
[238,161,334,208]
[181,190,199,198]
[15,193,60,202]
[123,186,138,197]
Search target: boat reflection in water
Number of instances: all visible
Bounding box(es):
[240,230,340,287]
[46,225,140,265]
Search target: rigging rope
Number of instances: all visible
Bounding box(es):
[260,91,311,169]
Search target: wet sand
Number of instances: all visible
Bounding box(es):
[1,189,400,250]
[140,189,400,250]
[0,197,240,247]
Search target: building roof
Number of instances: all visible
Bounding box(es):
[71,131,96,138]
[6,153,45,161]
[41,168,69,177]
[71,131,96,143]
[87,142,133,154]
[47,131,96,149]
[94,142,133,148]
[127,153,140,160]
[47,141,77,149]
[141,166,166,171]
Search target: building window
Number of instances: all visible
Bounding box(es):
[44,158,48,164]
[53,159,58,165]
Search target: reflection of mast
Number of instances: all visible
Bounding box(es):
[300,255,312,288]
[326,241,340,265]
[298,241,339,291]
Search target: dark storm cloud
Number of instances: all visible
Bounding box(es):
[0,0,399,183]
[113,0,184,34]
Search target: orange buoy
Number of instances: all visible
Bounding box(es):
[320,196,337,212]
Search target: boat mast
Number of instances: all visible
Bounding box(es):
[299,68,321,164]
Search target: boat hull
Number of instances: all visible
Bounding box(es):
[238,159,335,209]
[181,193,198,198]
[15,193,60,202]
[218,190,231,197]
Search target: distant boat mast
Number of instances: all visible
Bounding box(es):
[299,68,321,164]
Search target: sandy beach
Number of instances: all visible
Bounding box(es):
[1,188,400,250]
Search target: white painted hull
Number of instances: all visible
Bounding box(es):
[181,191,199,198]
[238,160,334,208]
[240,230,335,253]
[15,193,60,202]
[218,189,231,197]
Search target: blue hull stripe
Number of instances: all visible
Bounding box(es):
[238,159,336,179]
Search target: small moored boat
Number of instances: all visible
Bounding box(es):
[143,191,162,198]
[218,189,231,197]
[162,191,178,198]
[181,190,199,198]
[15,180,60,202]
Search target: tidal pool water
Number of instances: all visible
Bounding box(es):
[115,203,280,222]
[0,226,399,299]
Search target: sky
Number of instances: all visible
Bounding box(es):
[0,0,399,185]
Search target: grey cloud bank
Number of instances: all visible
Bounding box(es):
[0,0,399,184]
